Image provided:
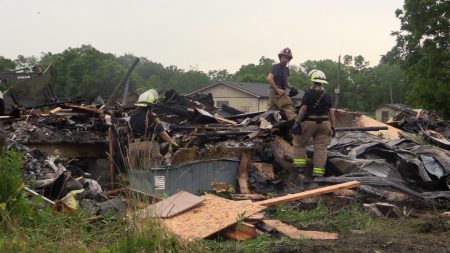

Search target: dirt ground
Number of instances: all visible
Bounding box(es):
[273,210,450,253]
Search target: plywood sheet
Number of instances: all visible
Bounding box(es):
[356,115,402,139]
[264,220,338,240]
[135,191,204,218]
[162,194,266,241]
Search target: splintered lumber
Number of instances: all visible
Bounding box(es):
[64,103,104,114]
[335,126,388,132]
[237,153,252,194]
[256,181,361,206]
[49,107,62,114]
[230,194,266,201]
[245,213,265,222]
[222,222,257,240]
[271,136,293,172]
[135,191,204,218]
[162,194,266,241]
[214,113,237,125]
[264,220,338,240]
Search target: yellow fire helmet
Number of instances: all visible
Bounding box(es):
[308,69,328,84]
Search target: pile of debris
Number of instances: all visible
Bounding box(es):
[0,87,449,241]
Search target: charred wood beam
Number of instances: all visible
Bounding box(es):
[335,126,388,132]
[225,110,266,120]
[169,125,239,131]
[153,103,193,117]
[193,131,255,137]
[105,58,140,108]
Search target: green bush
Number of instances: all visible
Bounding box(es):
[0,150,29,218]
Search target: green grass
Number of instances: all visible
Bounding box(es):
[203,233,304,253]
[0,150,205,253]
[270,200,373,233]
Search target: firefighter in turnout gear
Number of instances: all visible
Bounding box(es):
[128,89,177,169]
[266,47,298,121]
[291,69,336,183]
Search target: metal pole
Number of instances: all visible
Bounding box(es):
[389,83,394,104]
[334,55,341,108]
[122,78,130,106]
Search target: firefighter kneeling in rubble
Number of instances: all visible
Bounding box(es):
[128,89,177,169]
[289,69,336,187]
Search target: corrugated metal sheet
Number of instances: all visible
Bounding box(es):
[128,158,240,197]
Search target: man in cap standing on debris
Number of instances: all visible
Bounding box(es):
[266,47,299,121]
[291,69,335,186]
[128,89,177,169]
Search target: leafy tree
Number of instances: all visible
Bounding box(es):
[14,55,38,69]
[42,45,126,99]
[168,70,210,94]
[0,56,15,71]
[207,69,232,83]
[389,0,450,118]
[233,57,275,83]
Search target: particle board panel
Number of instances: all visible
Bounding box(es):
[135,191,205,218]
[264,220,338,240]
[356,115,402,139]
[162,194,266,241]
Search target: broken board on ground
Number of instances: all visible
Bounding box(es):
[162,194,266,241]
[264,220,338,240]
[135,191,205,218]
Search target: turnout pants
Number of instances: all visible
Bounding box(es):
[268,88,296,121]
[293,120,332,176]
[128,140,163,169]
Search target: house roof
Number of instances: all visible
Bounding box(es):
[186,81,304,99]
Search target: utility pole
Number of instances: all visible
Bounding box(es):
[334,55,341,108]
[389,83,394,104]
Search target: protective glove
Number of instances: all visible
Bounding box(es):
[288,87,299,97]
[331,127,336,137]
[291,122,302,135]
[171,141,178,147]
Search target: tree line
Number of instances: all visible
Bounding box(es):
[0,0,447,118]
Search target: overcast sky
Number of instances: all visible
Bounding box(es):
[0,0,404,73]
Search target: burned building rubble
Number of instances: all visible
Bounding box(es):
[0,88,449,219]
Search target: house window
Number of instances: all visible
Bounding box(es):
[216,100,229,107]
[381,111,389,122]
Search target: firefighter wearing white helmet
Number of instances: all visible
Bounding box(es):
[129,89,177,168]
[287,69,336,189]
[266,47,298,121]
[135,89,159,106]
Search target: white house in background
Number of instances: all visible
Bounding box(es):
[186,81,304,113]
[375,103,415,122]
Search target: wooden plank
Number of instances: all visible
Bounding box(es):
[264,220,338,240]
[136,191,205,218]
[214,113,237,125]
[245,213,265,222]
[222,222,257,240]
[256,181,361,206]
[49,107,62,114]
[162,194,266,241]
[230,194,266,201]
[237,153,252,194]
[64,103,104,114]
